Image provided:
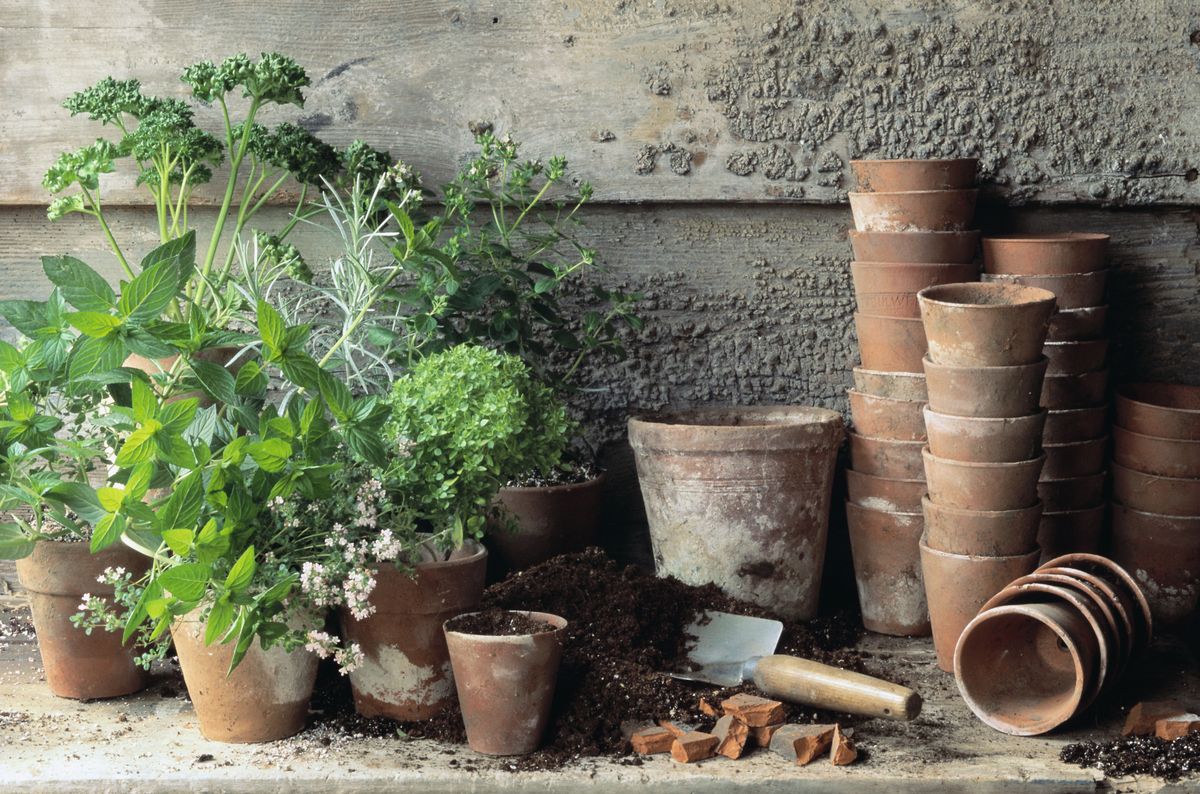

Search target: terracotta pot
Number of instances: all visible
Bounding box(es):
[922,448,1044,511]
[1041,370,1109,410]
[851,261,979,318]
[1115,383,1200,440]
[340,543,487,720]
[124,346,250,406]
[1043,341,1109,377]
[981,271,1109,311]
[922,497,1041,557]
[1019,570,1129,680]
[1037,506,1106,562]
[982,233,1110,276]
[1113,426,1200,478]
[1112,462,1200,516]
[923,407,1045,463]
[444,611,566,755]
[172,614,318,742]
[923,356,1047,418]
[918,283,1056,367]
[920,540,1040,671]
[1038,474,1107,512]
[628,407,844,620]
[1046,306,1108,342]
[1110,503,1200,626]
[954,601,1098,735]
[846,469,926,514]
[487,475,605,576]
[850,158,977,192]
[852,367,927,401]
[854,313,928,373]
[15,541,150,700]
[849,229,980,264]
[1043,407,1108,444]
[849,189,978,232]
[1042,437,1108,479]
[845,503,930,637]
[848,390,927,441]
[850,433,926,479]
[1041,553,1153,655]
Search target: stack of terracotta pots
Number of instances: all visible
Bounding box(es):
[981,234,1111,559]
[916,281,1057,671]
[1111,384,1200,627]
[844,159,979,638]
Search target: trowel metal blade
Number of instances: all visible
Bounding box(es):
[667,610,783,687]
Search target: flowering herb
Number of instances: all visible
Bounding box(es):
[71,566,168,669]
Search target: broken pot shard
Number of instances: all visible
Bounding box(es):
[831,725,859,765]
[713,714,750,759]
[769,723,836,765]
[670,731,719,763]
[1123,700,1190,736]
[630,726,675,754]
[721,693,786,727]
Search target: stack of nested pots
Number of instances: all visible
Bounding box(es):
[844,159,979,639]
[982,234,1111,560]
[1111,384,1200,628]
[917,281,1057,671]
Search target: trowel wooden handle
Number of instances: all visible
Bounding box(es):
[752,655,922,721]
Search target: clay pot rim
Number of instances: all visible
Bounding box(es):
[848,388,926,408]
[410,540,488,572]
[983,233,1111,244]
[846,469,926,487]
[983,271,1108,283]
[852,260,979,270]
[1117,383,1200,420]
[920,495,1042,519]
[854,312,925,324]
[917,282,1057,310]
[1055,306,1108,318]
[922,354,1048,374]
[1043,436,1109,450]
[1110,460,1200,486]
[629,405,843,432]
[498,472,607,495]
[847,188,979,199]
[918,537,1041,563]
[1041,505,1107,519]
[850,229,981,239]
[1112,499,1200,525]
[922,447,1046,469]
[1040,472,1108,485]
[1039,553,1153,648]
[853,433,926,448]
[1113,424,1200,446]
[845,500,922,519]
[850,157,979,167]
[444,610,568,640]
[923,406,1046,425]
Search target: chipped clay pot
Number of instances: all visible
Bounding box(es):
[629,407,843,620]
[918,283,1056,368]
[1046,306,1108,342]
[981,271,1109,311]
[849,189,978,232]
[922,448,1044,511]
[923,407,1045,463]
[1110,503,1200,626]
[1041,370,1109,408]
[852,367,928,401]
[1112,462,1200,516]
[849,229,980,264]
[846,469,926,514]
[854,313,928,373]
[1044,407,1108,444]
[850,261,979,318]
[1038,474,1107,513]
[982,233,1110,276]
[1042,437,1108,479]
[16,541,150,700]
[848,390,927,441]
[1041,553,1153,657]
[1116,383,1200,440]
[486,475,606,577]
[1113,426,1200,478]
[845,503,930,637]
[444,611,567,756]
[1043,341,1109,377]
[850,433,926,480]
[922,497,1042,558]
[340,542,487,720]
[850,158,977,192]
[923,357,1047,419]
[1037,506,1107,562]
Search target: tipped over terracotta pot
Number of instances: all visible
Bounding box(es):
[855,313,928,373]
[850,189,978,233]
[982,233,1110,276]
[1115,383,1200,440]
[849,230,980,264]
[981,271,1108,311]
[918,283,1056,367]
[923,407,1044,463]
[1041,553,1153,656]
[846,503,930,637]
[851,158,977,192]
[851,261,980,318]
[923,357,1047,418]
[849,389,927,441]
[847,469,926,514]
[851,433,927,479]
[852,367,928,401]
[922,448,1044,510]
[922,497,1042,557]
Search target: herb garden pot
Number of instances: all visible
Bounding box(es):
[922,449,1044,511]
[444,611,567,756]
[1113,426,1200,478]
[340,542,487,720]
[1112,462,1200,516]
[917,283,1056,367]
[1042,438,1108,479]
[845,503,930,637]
[922,497,1042,557]
[1044,407,1108,444]
[981,271,1109,310]
[852,367,927,401]
[1043,341,1109,377]
[923,408,1045,463]
[849,189,978,232]
[1041,370,1109,409]
[628,407,844,620]
[846,469,925,514]
[850,433,926,479]
[854,313,928,373]
[851,158,977,192]
[172,615,319,743]
[848,390,927,441]
[850,262,979,318]
[1038,474,1107,512]
[1110,503,1200,626]
[123,345,248,406]
[1046,307,1108,342]
[1116,383,1200,440]
[982,233,1110,276]
[1042,553,1153,656]
[922,357,1047,418]
[487,475,606,576]
[16,540,150,700]
[1037,506,1106,561]
[849,230,980,264]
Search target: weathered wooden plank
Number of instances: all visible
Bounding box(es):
[3,1,1200,206]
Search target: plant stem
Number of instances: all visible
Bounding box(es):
[81,187,135,279]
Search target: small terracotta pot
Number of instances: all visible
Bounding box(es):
[923,356,1047,418]
[922,497,1041,557]
[849,189,978,232]
[920,539,1041,671]
[923,448,1044,511]
[1038,474,1107,512]
[954,601,1098,735]
[1042,437,1108,479]
[852,367,928,401]
[1037,506,1106,562]
[487,475,605,576]
[848,390,927,441]
[850,158,977,192]
[1113,426,1200,478]
[849,229,980,264]
[1043,341,1109,377]
[918,283,1056,367]
[1115,383,1200,440]
[981,271,1109,311]
[846,469,926,513]
[1041,553,1153,655]
[124,346,250,407]
[1041,370,1109,409]
[1110,503,1200,626]
[1112,462,1200,516]
[846,503,930,637]
[851,261,979,318]
[850,433,926,479]
[982,233,1110,276]
[855,313,928,373]
[923,407,1045,463]
[1043,407,1108,444]
[445,611,567,755]
[1046,306,1108,342]
[1020,570,1129,680]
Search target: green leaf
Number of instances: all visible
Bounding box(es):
[0,340,22,374]
[224,545,256,593]
[205,598,235,645]
[66,311,121,338]
[42,255,115,312]
[68,334,125,380]
[116,420,160,466]
[95,487,125,513]
[139,231,196,283]
[0,300,50,338]
[247,438,291,472]
[234,360,267,396]
[0,523,34,560]
[256,300,285,352]
[154,430,196,468]
[319,370,354,423]
[161,529,194,556]
[159,471,203,532]
[124,330,177,359]
[89,512,125,553]
[118,259,179,322]
[46,481,107,524]
[227,608,256,674]
[158,562,209,601]
[125,461,154,501]
[123,579,162,644]
[159,397,198,434]
[279,353,320,389]
[131,378,157,423]
[190,359,236,405]
[345,425,386,467]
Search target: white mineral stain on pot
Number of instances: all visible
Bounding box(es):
[350,644,452,705]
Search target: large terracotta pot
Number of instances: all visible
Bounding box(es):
[846,469,925,514]
[1116,383,1200,440]
[850,158,977,192]
[850,433,926,479]
[1037,506,1106,561]
[1110,503,1200,626]
[1046,306,1108,342]
[340,543,487,720]
[1038,474,1107,512]
[854,313,928,373]
[981,271,1108,310]
[849,230,979,264]
[1043,341,1109,377]
[16,541,150,700]
[923,408,1044,463]
[1043,407,1108,444]
[982,233,1110,276]
[918,283,1056,367]
[923,357,1047,418]
[852,367,927,401]
[486,475,605,576]
[922,449,1043,511]
[848,390,926,441]
[1041,552,1153,656]
[1113,426,1200,478]
[1042,437,1108,479]
[1041,370,1109,409]
[849,189,978,232]
[845,503,929,637]
[1112,462,1200,516]
[628,407,844,620]
[850,262,979,318]
[922,497,1041,557]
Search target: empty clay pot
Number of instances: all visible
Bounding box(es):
[923,356,1047,418]
[1041,369,1109,409]
[852,367,928,401]
[851,261,979,318]
[1112,462,1200,516]
[923,407,1045,463]
[922,497,1042,557]
[854,313,928,373]
[981,271,1109,311]
[1115,383,1200,440]
[1042,437,1108,479]
[920,540,1041,671]
[851,158,978,192]
[1110,503,1200,626]
[918,283,1056,367]
[849,189,979,233]
[845,502,930,637]
[1046,306,1108,342]
[848,390,927,441]
[922,448,1044,511]
[1037,506,1106,561]
[1043,341,1109,377]
[846,469,926,514]
[1038,474,1107,512]
[1041,553,1153,655]
[849,229,980,264]
[1020,570,1129,679]
[1043,407,1108,444]
[1113,426,1200,478]
[851,433,926,479]
[488,475,605,577]
[954,601,1098,735]
[982,233,1110,276]
[445,611,567,755]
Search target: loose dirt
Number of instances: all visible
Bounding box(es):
[1061,733,1200,781]
[445,609,556,637]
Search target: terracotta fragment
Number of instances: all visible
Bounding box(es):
[698,697,721,718]
[630,726,675,754]
[657,720,690,737]
[712,714,750,759]
[670,731,719,763]
[1123,701,1189,735]
[1156,715,1200,741]
[769,724,836,765]
[831,725,859,765]
[721,693,786,727]
[750,723,784,747]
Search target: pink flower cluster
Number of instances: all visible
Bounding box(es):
[304,630,364,674]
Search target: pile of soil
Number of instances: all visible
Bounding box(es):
[446,609,557,637]
[1062,734,1200,781]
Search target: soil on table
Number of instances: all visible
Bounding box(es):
[445,609,557,637]
[1061,733,1200,781]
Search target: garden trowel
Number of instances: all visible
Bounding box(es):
[667,611,922,721]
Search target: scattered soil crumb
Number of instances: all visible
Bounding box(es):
[1062,733,1200,781]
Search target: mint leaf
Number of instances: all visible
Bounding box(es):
[158,562,209,601]
[42,255,115,312]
